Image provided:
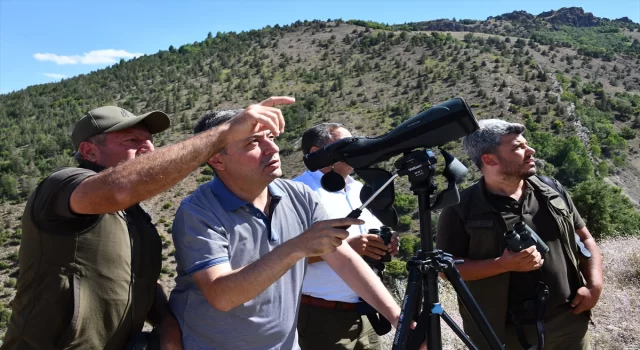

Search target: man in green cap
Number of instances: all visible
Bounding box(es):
[2,96,293,350]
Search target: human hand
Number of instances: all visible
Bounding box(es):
[225,96,295,142]
[347,234,388,260]
[388,231,399,257]
[294,218,364,257]
[498,246,543,272]
[570,285,602,314]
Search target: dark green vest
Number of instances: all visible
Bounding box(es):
[2,166,162,350]
[450,176,585,349]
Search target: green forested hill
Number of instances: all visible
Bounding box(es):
[1,7,640,337]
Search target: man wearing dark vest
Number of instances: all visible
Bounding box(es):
[2,96,292,350]
[436,119,603,350]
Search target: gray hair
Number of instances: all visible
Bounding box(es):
[301,122,346,155]
[74,133,108,163]
[462,119,526,169]
[193,109,244,173]
[193,109,244,134]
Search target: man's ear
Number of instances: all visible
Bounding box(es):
[208,153,225,172]
[481,153,498,167]
[78,142,99,162]
[309,146,320,153]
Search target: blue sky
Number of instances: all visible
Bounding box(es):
[1,0,639,94]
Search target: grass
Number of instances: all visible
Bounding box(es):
[630,253,640,282]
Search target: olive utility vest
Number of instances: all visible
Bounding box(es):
[450,176,586,349]
[2,166,162,350]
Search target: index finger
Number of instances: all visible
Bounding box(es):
[258,96,296,107]
[362,234,384,242]
[325,218,365,228]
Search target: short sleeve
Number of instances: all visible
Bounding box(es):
[435,207,470,258]
[31,167,100,234]
[304,185,330,225]
[566,191,586,230]
[172,202,231,276]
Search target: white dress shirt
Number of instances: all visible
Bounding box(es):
[293,170,384,303]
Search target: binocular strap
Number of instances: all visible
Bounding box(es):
[357,300,393,336]
[509,281,550,350]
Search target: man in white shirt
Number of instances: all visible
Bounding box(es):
[293,123,399,350]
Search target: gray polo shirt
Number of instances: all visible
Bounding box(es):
[169,177,328,349]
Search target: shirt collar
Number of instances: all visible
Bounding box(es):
[210,177,284,212]
[483,177,532,203]
[77,160,107,173]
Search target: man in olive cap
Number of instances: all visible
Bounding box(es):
[2,96,293,350]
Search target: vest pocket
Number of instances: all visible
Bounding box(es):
[548,196,572,219]
[56,274,81,349]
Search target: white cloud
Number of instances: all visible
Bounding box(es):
[34,49,144,65]
[44,73,67,79]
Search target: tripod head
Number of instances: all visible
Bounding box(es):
[394,148,469,212]
[303,98,479,231]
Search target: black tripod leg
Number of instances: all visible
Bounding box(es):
[441,263,504,350]
[441,310,478,350]
[422,267,442,350]
[392,261,422,350]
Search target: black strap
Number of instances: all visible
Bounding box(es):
[536,175,568,207]
[536,175,592,259]
[356,300,392,335]
[534,282,550,349]
[509,309,533,350]
[366,312,393,336]
[509,282,550,350]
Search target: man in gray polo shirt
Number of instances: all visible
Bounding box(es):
[169,109,402,349]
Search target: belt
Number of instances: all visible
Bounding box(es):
[301,294,358,311]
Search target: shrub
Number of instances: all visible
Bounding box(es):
[398,215,413,231]
[571,179,640,239]
[385,260,408,279]
[395,194,418,215]
[399,235,421,259]
[0,304,11,329]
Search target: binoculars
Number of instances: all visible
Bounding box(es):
[363,226,393,265]
[504,221,550,256]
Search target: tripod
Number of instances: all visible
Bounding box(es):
[390,149,505,350]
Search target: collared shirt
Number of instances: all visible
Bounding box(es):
[293,170,384,303]
[169,177,328,350]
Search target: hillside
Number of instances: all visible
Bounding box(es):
[1,7,640,347]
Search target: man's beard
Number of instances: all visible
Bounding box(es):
[498,158,537,179]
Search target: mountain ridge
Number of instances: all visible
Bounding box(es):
[0,8,639,345]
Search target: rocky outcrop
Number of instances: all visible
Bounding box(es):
[538,7,600,27]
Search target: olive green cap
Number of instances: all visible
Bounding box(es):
[71,106,170,149]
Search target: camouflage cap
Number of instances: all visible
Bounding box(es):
[71,106,170,149]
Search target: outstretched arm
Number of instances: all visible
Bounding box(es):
[70,97,293,215]
[324,243,401,326]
